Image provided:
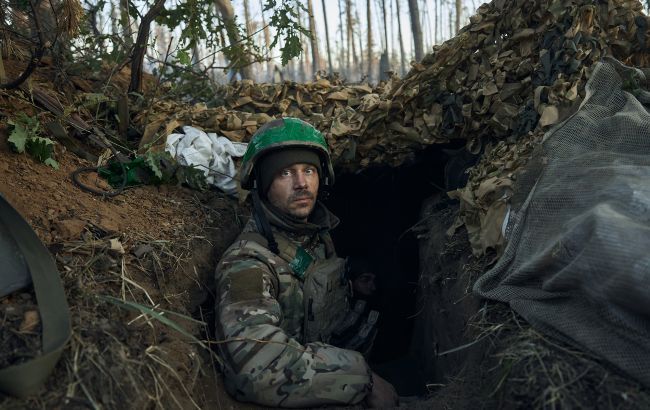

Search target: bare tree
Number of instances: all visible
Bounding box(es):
[321,0,334,73]
[380,0,388,53]
[395,0,406,76]
[355,4,364,77]
[448,3,453,38]
[378,0,389,80]
[110,2,118,38]
[338,0,347,75]
[243,0,252,36]
[345,0,358,80]
[120,0,134,49]
[366,0,373,82]
[407,0,424,61]
[297,5,307,81]
[259,0,273,82]
[433,0,438,44]
[130,0,166,92]
[307,0,321,76]
[455,0,462,34]
[421,0,432,50]
[214,0,253,80]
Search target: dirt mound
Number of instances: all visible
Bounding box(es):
[0,114,247,407]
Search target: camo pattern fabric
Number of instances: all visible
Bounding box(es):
[215,213,372,407]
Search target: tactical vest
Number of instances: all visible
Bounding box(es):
[239,230,350,344]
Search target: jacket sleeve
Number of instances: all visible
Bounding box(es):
[214,243,373,408]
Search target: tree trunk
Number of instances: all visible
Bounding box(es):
[421,0,432,50]
[130,0,165,93]
[355,4,364,78]
[321,0,334,73]
[109,2,118,37]
[433,0,438,44]
[455,0,462,33]
[395,0,406,76]
[345,0,358,80]
[379,51,389,81]
[366,0,373,82]
[407,0,423,61]
[243,0,252,36]
[449,5,453,38]
[307,0,321,75]
[337,0,346,76]
[120,0,134,49]
[381,0,388,53]
[259,0,273,82]
[214,0,253,80]
[297,5,307,81]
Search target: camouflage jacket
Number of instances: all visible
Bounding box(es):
[215,201,372,407]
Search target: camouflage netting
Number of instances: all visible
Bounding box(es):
[135,0,650,254]
[475,56,650,389]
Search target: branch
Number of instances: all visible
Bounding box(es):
[129,0,166,93]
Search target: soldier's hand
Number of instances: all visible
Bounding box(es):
[365,371,398,408]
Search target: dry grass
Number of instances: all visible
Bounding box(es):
[459,302,650,410]
[0,212,222,409]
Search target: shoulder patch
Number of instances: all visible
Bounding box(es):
[229,268,265,302]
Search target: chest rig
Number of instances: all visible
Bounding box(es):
[239,230,350,344]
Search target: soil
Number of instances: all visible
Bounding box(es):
[0,93,252,408]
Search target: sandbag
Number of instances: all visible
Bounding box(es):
[0,194,71,397]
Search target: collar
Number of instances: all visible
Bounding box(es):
[260,199,340,236]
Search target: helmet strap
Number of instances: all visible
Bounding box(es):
[251,183,280,255]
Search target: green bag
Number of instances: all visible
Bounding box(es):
[0,195,71,397]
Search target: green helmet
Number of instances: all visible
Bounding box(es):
[239,117,335,190]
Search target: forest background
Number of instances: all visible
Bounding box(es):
[65,0,481,99]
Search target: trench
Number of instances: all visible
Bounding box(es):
[324,142,477,397]
[192,143,482,404]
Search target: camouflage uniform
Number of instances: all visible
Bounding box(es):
[215,200,372,407]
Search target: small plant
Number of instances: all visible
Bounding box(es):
[7,113,59,169]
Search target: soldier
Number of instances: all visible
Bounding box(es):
[215,118,398,408]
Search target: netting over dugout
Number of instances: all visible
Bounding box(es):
[474,58,650,387]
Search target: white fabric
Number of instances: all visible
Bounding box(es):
[165,126,247,195]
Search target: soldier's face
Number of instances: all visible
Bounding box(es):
[267,163,319,221]
[352,272,377,297]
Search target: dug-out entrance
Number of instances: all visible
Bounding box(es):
[324,143,470,396]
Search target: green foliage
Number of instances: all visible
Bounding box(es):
[68,0,311,102]
[27,138,58,165]
[99,150,209,191]
[142,150,209,191]
[176,50,191,66]
[265,0,310,65]
[143,150,169,181]
[175,164,208,191]
[158,0,217,49]
[7,114,59,169]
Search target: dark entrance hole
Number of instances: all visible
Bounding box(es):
[324,142,472,396]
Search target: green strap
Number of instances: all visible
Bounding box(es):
[0,196,71,397]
